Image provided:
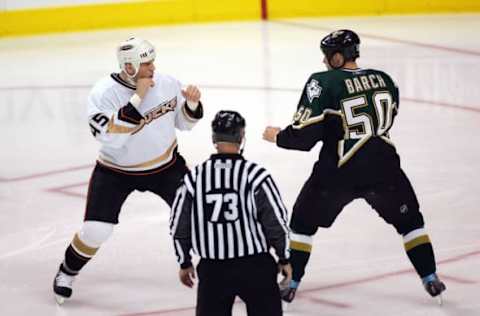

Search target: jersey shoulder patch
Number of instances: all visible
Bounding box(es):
[306,79,322,103]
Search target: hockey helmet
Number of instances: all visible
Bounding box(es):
[212,110,246,144]
[320,29,360,64]
[117,37,156,78]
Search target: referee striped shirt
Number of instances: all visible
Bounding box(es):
[170,153,290,268]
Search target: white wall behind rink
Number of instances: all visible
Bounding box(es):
[1,0,132,11]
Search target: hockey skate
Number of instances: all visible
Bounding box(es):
[422,273,446,305]
[280,280,299,303]
[53,266,75,305]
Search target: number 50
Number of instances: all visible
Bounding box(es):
[341,91,395,139]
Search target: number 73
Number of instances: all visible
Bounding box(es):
[206,193,239,222]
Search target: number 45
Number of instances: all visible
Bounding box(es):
[206,193,239,222]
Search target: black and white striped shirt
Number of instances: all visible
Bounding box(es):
[170,153,290,268]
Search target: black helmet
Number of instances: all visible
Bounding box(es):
[320,29,360,63]
[212,110,246,144]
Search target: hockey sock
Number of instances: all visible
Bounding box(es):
[290,232,313,282]
[61,233,100,275]
[403,228,436,278]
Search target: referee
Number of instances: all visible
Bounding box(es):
[170,110,292,316]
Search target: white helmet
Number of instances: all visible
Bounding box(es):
[117,37,156,79]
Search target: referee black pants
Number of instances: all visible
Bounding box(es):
[196,253,282,316]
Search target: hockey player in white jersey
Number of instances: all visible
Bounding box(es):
[53,37,204,304]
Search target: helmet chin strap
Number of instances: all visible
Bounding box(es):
[122,64,139,86]
[125,75,137,86]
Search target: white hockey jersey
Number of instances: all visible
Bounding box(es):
[87,72,202,172]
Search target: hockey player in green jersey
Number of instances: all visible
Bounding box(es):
[263,29,446,304]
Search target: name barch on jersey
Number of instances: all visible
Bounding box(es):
[344,73,387,94]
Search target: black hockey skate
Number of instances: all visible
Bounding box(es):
[280,280,299,303]
[422,273,446,305]
[53,265,75,305]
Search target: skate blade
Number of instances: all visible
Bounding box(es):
[55,295,66,305]
[282,301,291,313]
[436,294,443,306]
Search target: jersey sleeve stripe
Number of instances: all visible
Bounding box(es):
[261,182,289,234]
[265,177,289,222]
[118,104,143,124]
[170,185,187,235]
[174,239,185,264]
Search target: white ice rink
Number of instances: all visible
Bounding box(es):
[1,13,479,316]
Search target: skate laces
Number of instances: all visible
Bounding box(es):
[55,271,75,288]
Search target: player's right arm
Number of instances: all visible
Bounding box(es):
[266,74,344,151]
[87,80,151,149]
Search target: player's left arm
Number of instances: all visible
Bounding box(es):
[174,81,203,130]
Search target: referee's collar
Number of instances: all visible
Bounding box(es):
[210,153,244,160]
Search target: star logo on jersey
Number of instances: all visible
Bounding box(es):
[306,79,322,103]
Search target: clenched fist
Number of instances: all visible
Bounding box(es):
[263,126,281,143]
[182,85,201,111]
[136,78,155,99]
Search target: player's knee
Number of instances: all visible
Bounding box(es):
[394,211,425,235]
[291,202,337,229]
[316,218,336,228]
[78,220,114,247]
[290,215,318,236]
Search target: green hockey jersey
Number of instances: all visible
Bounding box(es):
[277,68,399,168]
